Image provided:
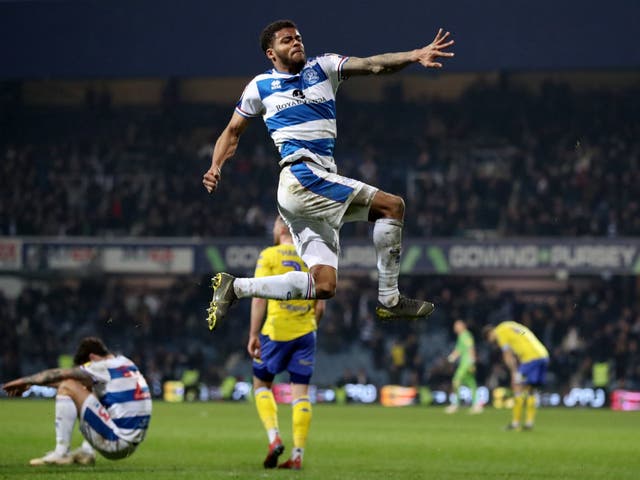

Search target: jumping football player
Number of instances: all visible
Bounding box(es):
[202,19,455,330]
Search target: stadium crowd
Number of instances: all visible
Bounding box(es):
[2,77,640,398]
[2,79,640,238]
[1,274,639,395]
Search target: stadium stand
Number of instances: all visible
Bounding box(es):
[2,75,640,394]
[2,79,640,238]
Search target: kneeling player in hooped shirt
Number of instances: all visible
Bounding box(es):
[2,337,152,465]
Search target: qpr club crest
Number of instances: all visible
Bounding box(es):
[302,68,320,86]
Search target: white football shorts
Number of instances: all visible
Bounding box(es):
[277,159,377,269]
[79,394,139,460]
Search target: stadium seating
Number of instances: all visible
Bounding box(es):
[2,78,640,394]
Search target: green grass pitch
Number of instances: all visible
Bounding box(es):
[1,400,639,479]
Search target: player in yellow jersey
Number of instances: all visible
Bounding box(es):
[483,321,549,431]
[248,216,325,470]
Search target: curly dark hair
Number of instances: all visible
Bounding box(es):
[74,337,110,365]
[259,19,298,53]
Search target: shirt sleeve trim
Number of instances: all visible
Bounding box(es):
[235,106,260,118]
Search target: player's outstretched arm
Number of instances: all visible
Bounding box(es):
[2,367,93,396]
[203,112,251,194]
[342,28,454,77]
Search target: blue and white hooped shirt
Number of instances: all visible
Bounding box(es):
[81,355,152,444]
[235,54,349,173]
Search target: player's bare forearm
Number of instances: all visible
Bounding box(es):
[250,297,267,337]
[345,51,418,76]
[202,129,239,193]
[27,367,91,386]
[248,297,267,358]
[203,112,250,193]
[314,300,326,325]
[343,28,454,77]
[211,128,240,170]
[4,367,91,393]
[502,350,518,373]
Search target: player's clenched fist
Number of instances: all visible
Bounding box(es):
[202,166,221,193]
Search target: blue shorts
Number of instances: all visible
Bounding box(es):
[253,332,316,384]
[518,358,549,387]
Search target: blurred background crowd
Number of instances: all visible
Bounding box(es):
[2,79,640,238]
[1,273,639,395]
[2,74,640,397]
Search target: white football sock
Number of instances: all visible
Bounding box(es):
[267,428,279,444]
[373,218,403,307]
[54,395,77,455]
[292,447,304,460]
[234,271,315,300]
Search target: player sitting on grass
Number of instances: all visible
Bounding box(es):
[484,321,549,430]
[2,337,152,466]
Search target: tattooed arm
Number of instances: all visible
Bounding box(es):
[342,28,454,76]
[2,367,93,396]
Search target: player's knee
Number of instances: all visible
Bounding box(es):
[314,280,336,299]
[310,266,337,299]
[390,195,405,218]
[57,379,84,396]
[373,192,405,221]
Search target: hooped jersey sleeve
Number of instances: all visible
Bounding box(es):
[80,360,110,384]
[315,53,350,91]
[235,81,265,118]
